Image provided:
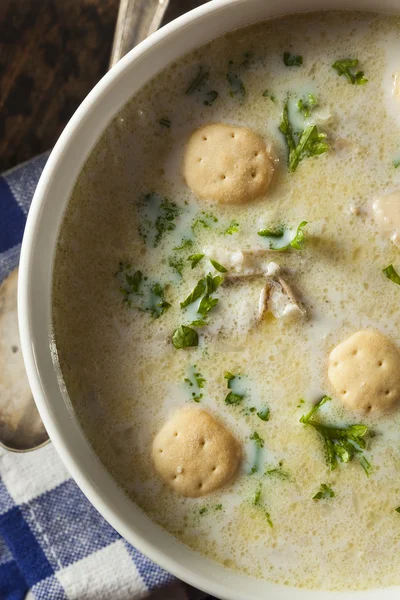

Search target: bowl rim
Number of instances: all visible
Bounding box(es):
[18,0,400,598]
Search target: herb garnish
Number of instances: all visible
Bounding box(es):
[187,253,204,269]
[180,273,222,309]
[394,159,400,169]
[262,89,276,102]
[227,71,245,101]
[258,221,308,251]
[174,239,194,251]
[116,263,171,317]
[185,66,218,106]
[283,52,303,67]
[172,325,198,349]
[210,259,228,273]
[300,396,372,475]
[139,193,181,247]
[383,264,400,285]
[297,94,317,117]
[313,483,335,500]
[257,408,270,422]
[159,118,171,128]
[257,227,284,238]
[169,255,184,276]
[224,372,245,405]
[224,220,240,235]
[185,66,208,95]
[192,211,218,232]
[396,507,400,513]
[332,59,368,85]
[250,431,265,448]
[265,466,290,480]
[279,100,329,172]
[184,366,206,402]
[254,486,273,527]
[199,507,208,515]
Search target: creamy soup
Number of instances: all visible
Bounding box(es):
[52,11,400,591]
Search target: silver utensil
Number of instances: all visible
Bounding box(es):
[0,0,169,452]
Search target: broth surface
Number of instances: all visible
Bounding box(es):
[53,11,400,591]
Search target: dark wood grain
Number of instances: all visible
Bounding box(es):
[0,0,208,173]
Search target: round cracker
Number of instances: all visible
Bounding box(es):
[0,268,48,450]
[328,330,400,413]
[152,406,241,497]
[182,123,274,205]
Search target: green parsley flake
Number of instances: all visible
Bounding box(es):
[297,94,317,117]
[300,396,372,475]
[332,59,368,85]
[187,253,204,269]
[396,507,400,513]
[174,239,194,251]
[224,220,240,235]
[257,408,270,422]
[139,193,181,247]
[265,467,290,480]
[262,89,276,102]
[116,263,170,318]
[169,255,184,276]
[257,227,284,238]
[258,221,308,251]
[192,212,218,232]
[185,67,209,95]
[172,325,198,349]
[184,366,205,402]
[383,264,400,285]
[313,483,335,500]
[394,159,400,169]
[279,100,329,172]
[225,392,244,405]
[209,259,228,273]
[283,52,303,67]
[250,431,264,448]
[159,117,171,128]
[224,372,245,405]
[199,507,208,515]
[215,504,223,511]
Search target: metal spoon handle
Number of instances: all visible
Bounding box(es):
[109,0,170,69]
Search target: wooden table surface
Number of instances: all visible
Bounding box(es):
[0,0,207,173]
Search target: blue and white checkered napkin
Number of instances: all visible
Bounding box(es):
[0,156,207,600]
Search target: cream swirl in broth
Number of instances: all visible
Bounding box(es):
[52,11,400,591]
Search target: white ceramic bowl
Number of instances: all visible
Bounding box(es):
[18,0,400,598]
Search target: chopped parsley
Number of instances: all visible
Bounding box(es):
[250,431,265,448]
[184,366,205,402]
[199,507,208,515]
[258,221,307,251]
[224,220,240,235]
[198,295,219,317]
[383,264,400,285]
[300,396,372,475]
[297,93,317,117]
[187,253,204,269]
[185,66,209,95]
[159,117,171,128]
[116,263,170,318]
[227,71,245,100]
[265,466,290,480]
[225,392,244,405]
[180,278,206,308]
[169,255,184,276]
[262,89,276,102]
[192,211,218,232]
[332,59,368,85]
[185,66,218,106]
[224,372,246,405]
[257,227,284,238]
[204,90,218,106]
[254,486,273,527]
[283,52,303,67]
[279,100,329,172]
[394,159,400,169]
[257,408,270,422]
[215,504,223,511]
[209,259,228,273]
[139,193,181,247]
[396,507,400,513]
[313,483,335,500]
[172,325,198,349]
[174,238,193,251]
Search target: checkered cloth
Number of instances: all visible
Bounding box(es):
[0,155,207,600]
